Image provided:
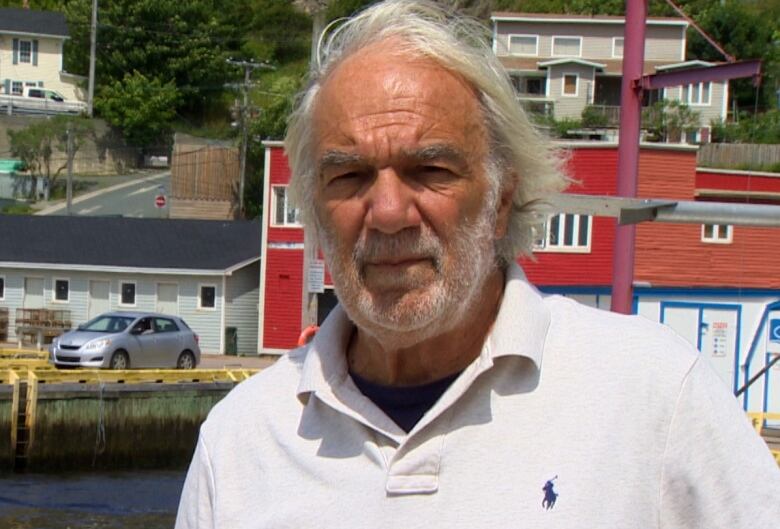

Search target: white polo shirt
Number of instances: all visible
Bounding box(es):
[176,265,780,528]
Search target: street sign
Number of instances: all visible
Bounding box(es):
[770,319,780,343]
[307,260,325,294]
[155,194,167,209]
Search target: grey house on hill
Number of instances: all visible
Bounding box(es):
[0,215,261,354]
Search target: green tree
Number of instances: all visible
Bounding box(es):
[642,100,700,143]
[94,71,180,149]
[62,0,242,115]
[7,115,93,201]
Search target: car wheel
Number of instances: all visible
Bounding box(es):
[177,351,195,370]
[109,350,129,370]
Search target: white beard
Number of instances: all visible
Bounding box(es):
[318,194,499,348]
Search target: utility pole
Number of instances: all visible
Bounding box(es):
[87,0,97,117]
[225,59,273,217]
[301,2,328,331]
[66,123,74,215]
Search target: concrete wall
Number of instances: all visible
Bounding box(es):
[0,268,227,353]
[0,115,139,175]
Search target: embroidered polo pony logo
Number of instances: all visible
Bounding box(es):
[542,476,558,510]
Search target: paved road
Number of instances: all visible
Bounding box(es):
[37,171,171,217]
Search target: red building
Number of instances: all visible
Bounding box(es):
[258,141,780,416]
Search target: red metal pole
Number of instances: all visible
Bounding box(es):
[610,0,647,314]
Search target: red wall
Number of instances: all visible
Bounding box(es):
[521,146,618,286]
[636,157,780,288]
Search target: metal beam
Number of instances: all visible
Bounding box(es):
[640,60,762,90]
[547,193,780,227]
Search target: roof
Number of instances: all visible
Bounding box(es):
[491,12,688,27]
[538,58,607,70]
[0,216,260,272]
[499,57,679,76]
[0,8,69,38]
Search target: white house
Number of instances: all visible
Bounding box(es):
[491,12,728,142]
[0,7,86,103]
[0,215,261,354]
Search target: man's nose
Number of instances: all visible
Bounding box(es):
[364,168,421,234]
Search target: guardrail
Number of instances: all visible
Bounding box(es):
[0,95,87,115]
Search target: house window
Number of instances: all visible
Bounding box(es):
[681,82,711,105]
[508,35,538,56]
[53,279,69,302]
[552,36,582,57]
[272,186,300,227]
[0,276,4,300]
[526,78,544,95]
[612,37,624,58]
[198,285,216,310]
[534,213,592,252]
[120,282,136,306]
[11,81,23,95]
[702,224,732,244]
[562,74,578,96]
[19,40,32,64]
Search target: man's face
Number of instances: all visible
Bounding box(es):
[312,41,509,338]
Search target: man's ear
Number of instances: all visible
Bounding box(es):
[494,173,518,239]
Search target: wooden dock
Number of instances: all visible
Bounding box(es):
[0,353,258,472]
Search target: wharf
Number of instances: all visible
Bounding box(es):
[0,348,267,472]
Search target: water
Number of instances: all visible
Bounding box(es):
[0,470,186,529]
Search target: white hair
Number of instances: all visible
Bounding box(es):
[285,0,568,263]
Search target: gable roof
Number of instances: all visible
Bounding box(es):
[0,216,260,273]
[0,8,69,38]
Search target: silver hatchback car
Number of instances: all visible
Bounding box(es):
[50,312,201,369]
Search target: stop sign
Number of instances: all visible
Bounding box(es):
[155,194,166,208]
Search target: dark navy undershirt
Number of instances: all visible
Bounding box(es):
[350,370,461,433]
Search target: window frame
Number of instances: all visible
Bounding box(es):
[682,81,711,106]
[18,40,32,64]
[701,223,733,244]
[270,185,301,227]
[561,73,579,97]
[198,284,217,311]
[612,37,624,58]
[11,81,23,95]
[508,34,539,57]
[533,213,593,253]
[552,36,583,58]
[52,277,70,303]
[119,281,137,307]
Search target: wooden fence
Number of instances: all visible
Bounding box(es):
[698,143,780,170]
[170,142,239,201]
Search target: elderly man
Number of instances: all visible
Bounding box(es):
[177,1,780,527]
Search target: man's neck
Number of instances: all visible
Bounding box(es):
[347,268,506,386]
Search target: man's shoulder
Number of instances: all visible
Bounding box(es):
[200,347,309,437]
[542,294,700,373]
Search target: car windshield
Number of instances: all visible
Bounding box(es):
[81,315,135,333]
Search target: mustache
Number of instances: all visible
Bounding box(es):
[352,228,443,269]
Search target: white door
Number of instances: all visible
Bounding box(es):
[661,306,699,348]
[23,278,44,308]
[156,283,179,315]
[765,311,780,427]
[88,280,110,319]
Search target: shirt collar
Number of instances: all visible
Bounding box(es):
[297,262,550,399]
